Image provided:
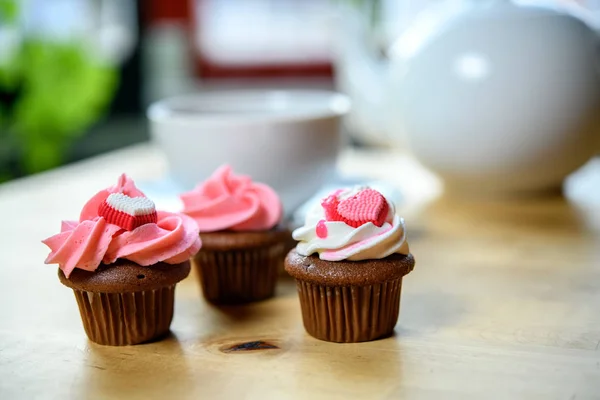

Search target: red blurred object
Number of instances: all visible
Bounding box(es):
[194,59,332,79]
[146,0,190,22]
[145,0,333,80]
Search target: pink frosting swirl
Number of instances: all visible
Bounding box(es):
[104,211,201,265]
[43,174,201,278]
[179,165,282,232]
[43,219,122,278]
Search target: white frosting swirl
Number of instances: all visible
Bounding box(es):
[293,187,409,261]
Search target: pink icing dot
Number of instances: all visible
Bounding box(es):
[316,219,328,239]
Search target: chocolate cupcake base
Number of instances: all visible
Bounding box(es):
[73,286,175,346]
[194,247,280,304]
[194,229,288,305]
[59,260,191,346]
[297,279,402,342]
[285,251,415,343]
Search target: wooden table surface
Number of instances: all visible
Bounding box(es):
[1,143,599,399]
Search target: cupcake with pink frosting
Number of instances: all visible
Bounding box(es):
[43,174,201,346]
[285,186,415,343]
[180,165,287,304]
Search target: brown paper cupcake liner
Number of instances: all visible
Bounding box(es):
[295,278,403,343]
[72,285,175,346]
[194,243,284,304]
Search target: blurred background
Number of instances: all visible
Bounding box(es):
[0,0,336,182]
[1,0,599,192]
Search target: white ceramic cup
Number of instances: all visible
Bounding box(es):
[147,90,351,212]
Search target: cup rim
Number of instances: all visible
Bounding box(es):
[147,89,351,125]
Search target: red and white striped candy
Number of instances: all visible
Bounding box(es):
[98,193,157,231]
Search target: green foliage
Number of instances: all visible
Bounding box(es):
[0,0,18,23]
[0,0,21,90]
[12,41,117,173]
[0,50,21,91]
[0,11,118,181]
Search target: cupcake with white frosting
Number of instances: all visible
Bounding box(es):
[285,186,415,343]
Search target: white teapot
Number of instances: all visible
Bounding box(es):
[337,0,600,195]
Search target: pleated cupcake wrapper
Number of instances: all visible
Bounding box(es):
[194,243,285,304]
[296,278,403,343]
[73,285,175,346]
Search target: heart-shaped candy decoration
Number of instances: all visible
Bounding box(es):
[321,188,389,228]
[98,193,157,231]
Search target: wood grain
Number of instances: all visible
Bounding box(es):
[1,144,599,399]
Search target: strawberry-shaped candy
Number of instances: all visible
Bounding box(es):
[321,188,389,228]
[321,193,340,222]
[98,193,158,231]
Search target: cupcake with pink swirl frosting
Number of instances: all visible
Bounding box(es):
[180,165,287,304]
[43,174,201,346]
[285,186,415,343]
